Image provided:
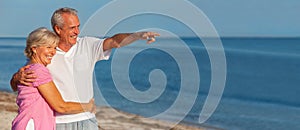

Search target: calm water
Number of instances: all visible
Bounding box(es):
[1,37,300,130]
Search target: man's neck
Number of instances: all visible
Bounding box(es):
[58,43,73,52]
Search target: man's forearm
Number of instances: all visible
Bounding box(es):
[103,33,138,51]
[10,73,18,91]
[112,33,137,44]
[103,32,159,51]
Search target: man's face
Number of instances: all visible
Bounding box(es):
[58,13,80,45]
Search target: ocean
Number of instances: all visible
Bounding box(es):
[1,37,300,130]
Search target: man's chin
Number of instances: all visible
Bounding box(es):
[69,40,77,45]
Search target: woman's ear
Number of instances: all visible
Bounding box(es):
[31,46,37,54]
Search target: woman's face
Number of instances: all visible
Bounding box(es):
[32,44,56,66]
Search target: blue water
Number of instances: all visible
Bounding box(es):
[1,37,300,130]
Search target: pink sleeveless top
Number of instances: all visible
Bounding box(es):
[12,63,55,130]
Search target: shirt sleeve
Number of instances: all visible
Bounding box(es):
[81,36,111,62]
[31,64,53,87]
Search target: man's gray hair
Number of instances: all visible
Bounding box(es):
[51,7,78,33]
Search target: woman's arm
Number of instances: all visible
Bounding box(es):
[37,81,94,114]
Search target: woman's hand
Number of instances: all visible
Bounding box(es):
[86,98,96,113]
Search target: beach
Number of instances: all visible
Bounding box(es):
[0,91,215,130]
[2,37,300,129]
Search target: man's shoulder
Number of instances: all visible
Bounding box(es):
[77,36,102,41]
[77,36,105,46]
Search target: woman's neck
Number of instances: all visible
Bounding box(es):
[28,57,45,66]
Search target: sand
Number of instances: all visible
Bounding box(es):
[0,91,218,130]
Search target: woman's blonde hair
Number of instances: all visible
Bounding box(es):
[24,27,59,58]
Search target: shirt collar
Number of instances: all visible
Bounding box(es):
[56,47,66,54]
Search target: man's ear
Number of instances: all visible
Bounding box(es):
[54,25,61,35]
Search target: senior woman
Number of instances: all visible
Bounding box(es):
[12,27,95,130]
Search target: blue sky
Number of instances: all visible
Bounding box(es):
[1,0,299,37]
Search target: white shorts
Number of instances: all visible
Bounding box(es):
[26,119,34,130]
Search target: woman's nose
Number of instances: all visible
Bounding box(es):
[51,48,56,55]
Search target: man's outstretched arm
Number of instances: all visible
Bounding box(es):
[103,32,160,51]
